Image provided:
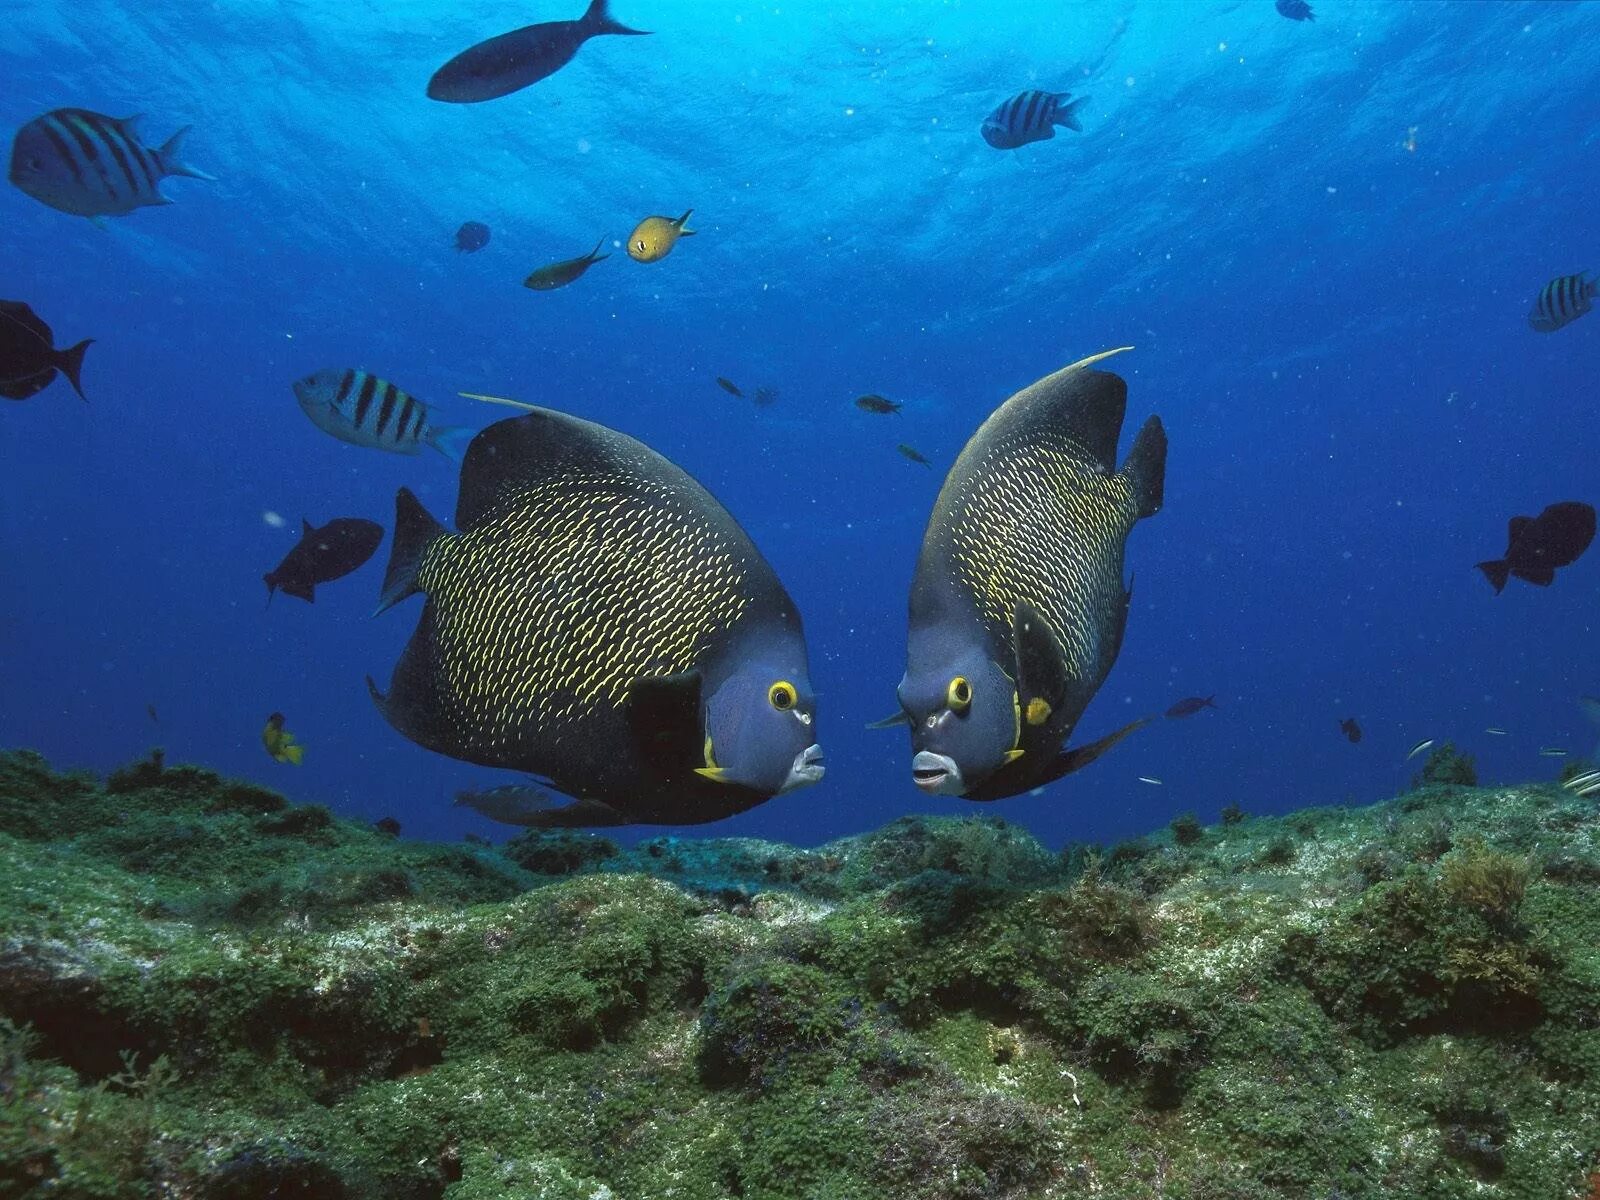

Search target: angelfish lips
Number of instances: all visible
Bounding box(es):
[912,750,966,796]
[779,743,826,794]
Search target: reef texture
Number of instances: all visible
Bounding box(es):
[3,745,1600,1199]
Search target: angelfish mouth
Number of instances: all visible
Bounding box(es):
[780,743,825,794]
[912,751,965,796]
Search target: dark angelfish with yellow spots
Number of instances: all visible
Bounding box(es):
[368,407,824,828]
[879,347,1165,801]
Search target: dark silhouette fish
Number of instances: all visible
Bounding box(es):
[1165,695,1216,719]
[454,221,490,253]
[0,301,91,401]
[716,377,743,397]
[1340,717,1362,744]
[981,90,1087,150]
[367,407,824,828]
[427,0,649,104]
[264,517,384,603]
[1528,272,1595,333]
[855,394,902,415]
[523,238,610,290]
[751,386,778,407]
[1276,0,1315,20]
[9,108,213,218]
[1477,501,1595,594]
[878,347,1165,802]
[897,443,932,467]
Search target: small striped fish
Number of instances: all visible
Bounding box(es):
[1528,272,1595,333]
[8,108,214,219]
[293,369,471,459]
[981,90,1087,150]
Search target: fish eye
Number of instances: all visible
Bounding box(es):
[946,676,972,712]
[636,240,647,251]
[768,681,797,711]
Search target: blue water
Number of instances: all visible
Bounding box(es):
[3,0,1598,851]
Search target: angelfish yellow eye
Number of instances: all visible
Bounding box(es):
[768,681,797,711]
[947,676,972,711]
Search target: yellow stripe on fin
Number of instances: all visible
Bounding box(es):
[458,391,540,411]
[695,766,731,783]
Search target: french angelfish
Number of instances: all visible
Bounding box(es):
[427,0,649,104]
[263,517,384,603]
[293,369,473,460]
[879,347,1166,801]
[367,407,825,828]
[9,108,213,218]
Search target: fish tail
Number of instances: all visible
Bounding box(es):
[283,742,304,766]
[56,338,92,401]
[589,237,611,262]
[425,424,475,461]
[1476,559,1510,594]
[676,209,696,235]
[1121,414,1167,519]
[377,487,447,614]
[155,126,217,181]
[1054,93,1087,132]
[584,0,650,35]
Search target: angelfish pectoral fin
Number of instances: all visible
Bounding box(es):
[866,711,911,730]
[1049,717,1150,781]
[625,669,706,781]
[1013,600,1069,717]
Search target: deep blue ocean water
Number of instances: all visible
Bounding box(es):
[3,0,1598,851]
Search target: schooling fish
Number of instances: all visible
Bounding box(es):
[1477,501,1595,593]
[981,90,1087,150]
[897,443,932,467]
[1528,272,1595,333]
[367,407,825,827]
[428,0,650,103]
[294,369,472,460]
[454,221,490,253]
[1165,695,1217,719]
[524,238,610,291]
[1340,717,1362,744]
[1276,0,1315,20]
[855,394,902,415]
[0,301,91,402]
[263,517,384,603]
[9,108,213,218]
[716,377,744,397]
[262,712,304,765]
[628,211,695,262]
[879,346,1165,801]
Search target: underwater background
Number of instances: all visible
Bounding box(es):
[3,0,1599,850]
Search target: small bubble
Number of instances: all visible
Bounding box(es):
[1218,41,1227,51]
[576,139,591,154]
[1125,75,1136,87]
[263,511,286,528]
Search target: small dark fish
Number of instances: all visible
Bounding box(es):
[373,816,402,837]
[262,712,304,765]
[751,386,778,407]
[1406,737,1435,761]
[9,108,214,218]
[897,443,932,467]
[1529,272,1595,333]
[716,377,743,398]
[0,301,91,402]
[1276,0,1315,20]
[855,394,902,415]
[264,517,384,603]
[146,704,159,724]
[454,221,490,253]
[523,238,610,291]
[981,90,1087,150]
[1339,717,1362,744]
[1477,501,1595,593]
[1165,695,1217,719]
[427,0,650,104]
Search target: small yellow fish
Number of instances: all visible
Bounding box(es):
[262,712,304,765]
[627,210,695,262]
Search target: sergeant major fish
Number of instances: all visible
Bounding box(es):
[367,407,825,828]
[876,347,1165,801]
[427,0,649,104]
[294,369,473,460]
[981,90,1088,150]
[1528,272,1595,333]
[9,108,214,218]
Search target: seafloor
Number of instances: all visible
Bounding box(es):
[2,745,1599,1200]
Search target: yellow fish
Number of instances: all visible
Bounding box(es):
[262,712,305,765]
[627,210,695,262]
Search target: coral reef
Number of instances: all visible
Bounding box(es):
[2,747,1600,1198]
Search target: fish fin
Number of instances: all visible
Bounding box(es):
[55,338,92,401]
[624,670,705,780]
[283,578,315,603]
[455,408,630,529]
[583,0,650,35]
[154,126,216,181]
[1120,414,1167,518]
[301,518,316,536]
[424,424,475,462]
[88,216,110,231]
[283,742,305,766]
[1013,600,1069,714]
[376,487,446,615]
[1053,93,1087,132]
[1045,718,1148,783]
[1020,357,1129,471]
[866,711,910,730]
[119,114,146,140]
[1511,565,1555,587]
[676,209,695,233]
[458,391,540,412]
[1475,560,1510,594]
[1508,515,1533,544]
[512,797,633,829]
[589,237,610,262]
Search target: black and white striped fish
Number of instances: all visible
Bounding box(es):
[293,369,471,460]
[8,108,214,219]
[1529,272,1596,333]
[981,90,1087,150]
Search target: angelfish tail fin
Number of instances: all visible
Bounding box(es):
[376,487,446,614]
[1121,415,1167,519]
[584,0,650,35]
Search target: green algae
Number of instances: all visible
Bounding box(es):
[2,749,1600,1198]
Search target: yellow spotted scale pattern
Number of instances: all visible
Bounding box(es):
[415,467,751,755]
